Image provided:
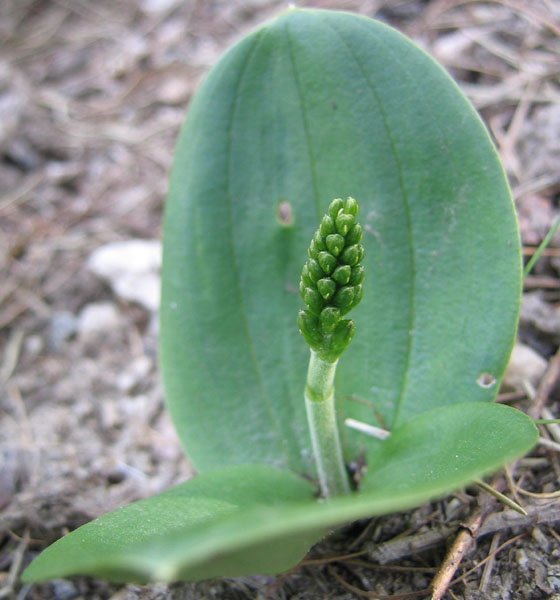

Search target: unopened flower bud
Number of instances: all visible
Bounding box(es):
[319,306,340,333]
[318,251,337,275]
[326,234,345,256]
[334,285,355,312]
[335,212,354,236]
[346,223,362,245]
[328,198,344,219]
[350,265,365,285]
[332,264,351,285]
[307,258,324,282]
[317,277,336,300]
[340,244,360,266]
[319,215,336,237]
[304,287,323,315]
[344,196,358,216]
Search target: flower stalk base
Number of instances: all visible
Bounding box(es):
[305,351,351,498]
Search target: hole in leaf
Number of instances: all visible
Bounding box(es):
[276,201,293,226]
[476,372,496,389]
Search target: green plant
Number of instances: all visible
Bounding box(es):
[22,8,537,585]
[298,196,365,498]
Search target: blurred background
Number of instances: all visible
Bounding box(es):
[1,1,559,598]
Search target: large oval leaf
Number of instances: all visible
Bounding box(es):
[161,8,521,474]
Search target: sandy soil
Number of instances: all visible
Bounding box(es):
[1,1,560,598]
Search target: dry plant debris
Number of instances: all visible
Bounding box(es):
[1,0,560,598]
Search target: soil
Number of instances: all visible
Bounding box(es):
[1,1,560,599]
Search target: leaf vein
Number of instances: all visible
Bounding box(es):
[285,19,322,222]
[323,16,416,427]
[226,30,291,466]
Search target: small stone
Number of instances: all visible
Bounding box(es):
[98,400,122,432]
[141,0,182,13]
[46,161,81,186]
[4,137,41,171]
[535,562,552,594]
[147,312,159,338]
[532,527,550,552]
[0,61,25,149]
[50,579,78,600]
[106,34,148,78]
[48,311,78,351]
[78,302,121,336]
[503,342,547,390]
[0,448,21,510]
[114,186,149,215]
[116,355,153,393]
[547,574,560,593]
[158,77,192,105]
[520,292,560,338]
[516,548,529,569]
[433,30,472,64]
[87,240,161,312]
[518,103,560,180]
[24,334,44,356]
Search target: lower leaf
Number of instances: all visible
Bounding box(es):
[21,465,317,583]
[22,404,536,583]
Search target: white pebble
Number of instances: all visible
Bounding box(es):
[87,240,161,312]
[78,302,121,335]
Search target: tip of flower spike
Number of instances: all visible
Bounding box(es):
[328,198,344,219]
[298,197,365,362]
[344,197,358,216]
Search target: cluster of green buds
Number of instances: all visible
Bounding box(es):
[298,197,365,363]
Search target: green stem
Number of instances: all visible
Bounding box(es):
[305,351,351,498]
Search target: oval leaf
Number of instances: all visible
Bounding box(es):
[161,8,521,474]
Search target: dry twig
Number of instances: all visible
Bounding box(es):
[478,531,501,593]
[429,496,493,600]
[368,501,560,564]
[0,529,30,599]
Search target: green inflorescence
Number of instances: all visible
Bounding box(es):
[298,197,365,363]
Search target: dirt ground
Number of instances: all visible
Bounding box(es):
[1,1,560,598]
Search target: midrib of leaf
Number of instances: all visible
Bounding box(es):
[285,19,322,223]
[324,17,416,428]
[377,24,475,368]
[225,29,290,467]
[370,19,481,396]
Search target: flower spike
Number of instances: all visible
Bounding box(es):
[298,197,364,363]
